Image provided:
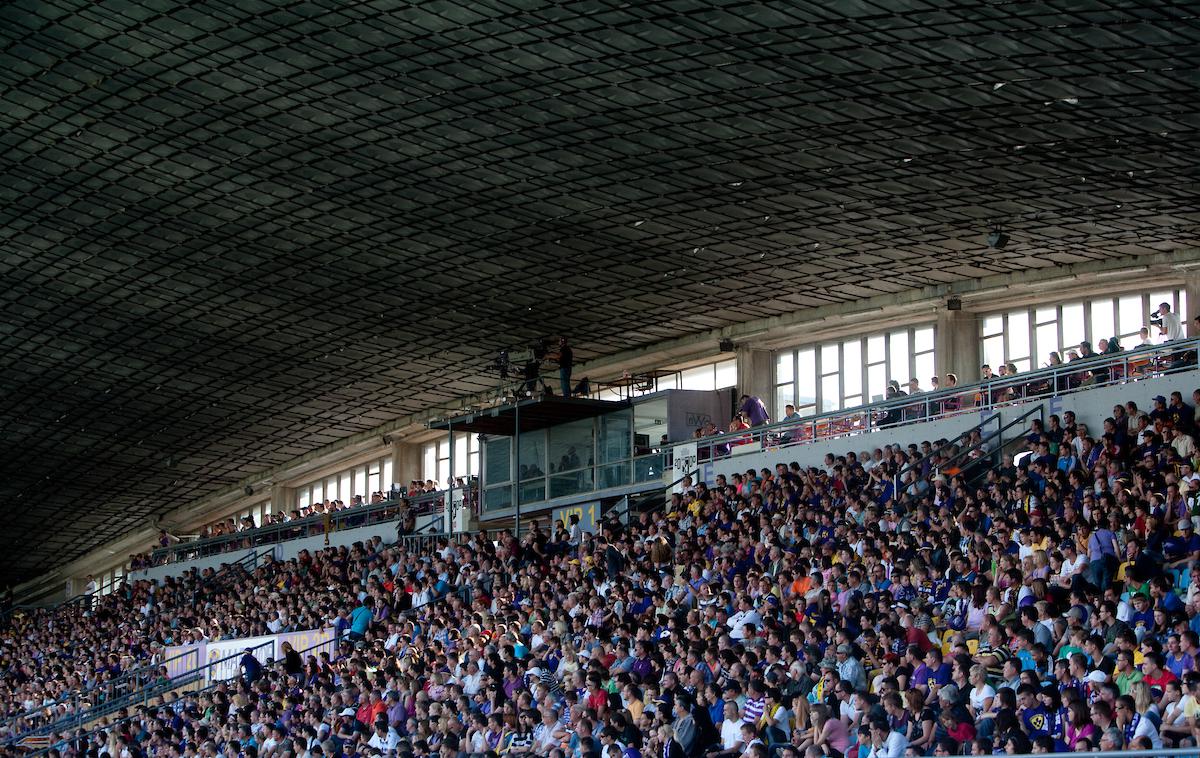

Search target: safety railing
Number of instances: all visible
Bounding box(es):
[0,547,275,745]
[25,576,490,757]
[666,337,1200,463]
[2,640,273,749]
[147,487,462,566]
[890,414,1003,493]
[923,405,1044,493]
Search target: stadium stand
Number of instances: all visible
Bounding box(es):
[5,346,1200,758]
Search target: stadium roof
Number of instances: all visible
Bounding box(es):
[1,0,1198,584]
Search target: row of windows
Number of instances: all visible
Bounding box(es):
[91,565,124,597]
[296,456,393,509]
[775,325,936,420]
[422,433,481,490]
[981,288,1187,373]
[419,285,1193,483]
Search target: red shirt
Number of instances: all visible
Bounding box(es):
[587,688,609,712]
[1144,669,1177,690]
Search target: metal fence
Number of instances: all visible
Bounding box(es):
[147,487,461,566]
[667,337,1199,463]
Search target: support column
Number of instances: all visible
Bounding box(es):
[390,441,423,490]
[735,347,775,417]
[271,483,296,514]
[1184,273,1200,335]
[935,309,981,384]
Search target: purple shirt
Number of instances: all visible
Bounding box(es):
[739,396,770,426]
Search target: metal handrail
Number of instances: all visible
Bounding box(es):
[147,488,459,566]
[671,337,1198,462]
[0,549,274,744]
[891,414,1003,493]
[4,640,273,748]
[29,580,489,757]
[925,406,1045,490]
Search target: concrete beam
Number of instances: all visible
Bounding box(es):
[38,246,1200,597]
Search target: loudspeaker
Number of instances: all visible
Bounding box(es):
[719,338,735,352]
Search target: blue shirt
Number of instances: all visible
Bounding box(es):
[350,605,372,635]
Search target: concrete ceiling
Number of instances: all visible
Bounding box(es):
[1,0,1198,584]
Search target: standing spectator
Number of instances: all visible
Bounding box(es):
[349,596,373,641]
[1158,302,1183,342]
[738,395,771,427]
[554,337,574,397]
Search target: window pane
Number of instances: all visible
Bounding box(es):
[1151,291,1175,314]
[454,433,468,477]
[657,374,677,390]
[382,460,393,490]
[913,326,934,353]
[485,437,511,484]
[1035,306,1056,325]
[549,419,592,473]
[915,353,935,390]
[983,335,1005,371]
[1179,289,1188,327]
[820,343,839,373]
[868,364,887,403]
[1007,311,1029,361]
[1119,295,1144,337]
[714,359,736,389]
[599,410,631,464]
[422,445,435,483]
[312,482,323,503]
[982,315,1003,337]
[842,340,862,397]
[776,352,794,384]
[1091,299,1115,344]
[1036,323,1059,365]
[681,365,715,391]
[843,394,862,408]
[519,430,546,480]
[776,383,795,421]
[340,473,352,501]
[888,331,909,383]
[821,374,840,412]
[1061,303,1085,349]
[327,476,338,501]
[797,349,817,407]
[867,335,885,363]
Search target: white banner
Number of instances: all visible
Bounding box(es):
[672,442,697,493]
[205,633,277,682]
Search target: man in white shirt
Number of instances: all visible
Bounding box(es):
[727,596,762,640]
[367,722,401,751]
[867,717,908,758]
[1159,302,1183,342]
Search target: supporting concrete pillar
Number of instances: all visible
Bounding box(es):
[391,441,424,489]
[1184,273,1200,335]
[271,483,296,514]
[735,347,775,417]
[935,310,981,384]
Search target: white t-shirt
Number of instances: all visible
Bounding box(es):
[969,684,995,712]
[721,718,743,750]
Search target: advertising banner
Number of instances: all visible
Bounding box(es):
[671,442,697,493]
[162,627,337,684]
[161,643,204,679]
[206,633,276,682]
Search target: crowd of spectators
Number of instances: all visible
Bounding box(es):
[5,379,1200,758]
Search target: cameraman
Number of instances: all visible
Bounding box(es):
[1155,301,1183,342]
